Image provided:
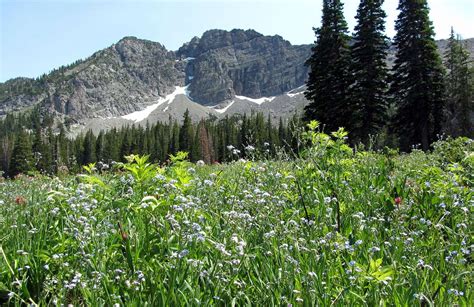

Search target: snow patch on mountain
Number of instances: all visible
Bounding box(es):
[122,86,190,122]
[164,86,189,105]
[121,100,165,122]
[213,100,235,114]
[286,85,305,98]
[235,95,276,105]
[287,92,303,98]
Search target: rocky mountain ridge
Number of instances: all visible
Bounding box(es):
[0,29,311,128]
[177,29,310,105]
[1,29,472,133]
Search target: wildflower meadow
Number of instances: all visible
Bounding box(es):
[0,123,473,306]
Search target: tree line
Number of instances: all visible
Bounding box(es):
[304,0,473,151]
[1,0,473,177]
[0,108,302,177]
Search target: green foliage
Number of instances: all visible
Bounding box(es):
[179,109,194,155]
[301,121,352,160]
[432,137,474,185]
[0,112,300,177]
[390,0,446,151]
[122,154,155,183]
[349,0,389,144]
[167,151,193,190]
[304,0,352,133]
[443,28,474,138]
[8,130,33,177]
[0,131,472,305]
[432,137,474,164]
[119,154,157,198]
[79,162,108,190]
[367,258,394,284]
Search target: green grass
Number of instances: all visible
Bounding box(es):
[0,127,473,306]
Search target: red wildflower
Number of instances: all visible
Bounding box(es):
[394,197,402,205]
[15,196,27,205]
[117,222,128,241]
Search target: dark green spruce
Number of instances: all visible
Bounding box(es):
[0,111,302,177]
[9,129,33,177]
[304,0,352,133]
[390,0,446,151]
[179,109,194,156]
[349,0,389,144]
[443,28,474,138]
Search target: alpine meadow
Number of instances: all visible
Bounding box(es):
[0,0,473,306]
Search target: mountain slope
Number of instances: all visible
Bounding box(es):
[1,37,183,121]
[1,30,473,133]
[0,29,311,129]
[178,29,311,105]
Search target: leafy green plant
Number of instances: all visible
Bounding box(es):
[119,154,158,198]
[166,151,193,191]
[0,134,472,306]
[432,137,474,165]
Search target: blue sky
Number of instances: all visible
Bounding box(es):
[1,0,473,82]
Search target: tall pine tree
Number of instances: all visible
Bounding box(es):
[179,109,194,154]
[349,0,389,144]
[9,130,33,177]
[390,0,446,151]
[83,130,97,165]
[304,0,352,133]
[444,28,473,137]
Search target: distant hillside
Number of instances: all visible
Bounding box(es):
[0,30,472,133]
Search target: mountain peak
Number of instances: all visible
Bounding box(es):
[118,36,139,42]
[177,28,291,59]
[114,36,166,51]
[200,28,264,41]
[0,29,313,124]
[176,28,311,105]
[2,30,471,134]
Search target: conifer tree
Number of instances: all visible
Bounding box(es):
[120,128,132,160]
[444,28,473,137]
[196,120,214,164]
[130,126,140,154]
[96,131,105,162]
[0,139,5,176]
[254,113,266,147]
[32,127,47,173]
[83,130,97,165]
[159,125,170,162]
[225,116,237,150]
[1,137,13,177]
[9,130,33,177]
[179,109,194,154]
[144,125,152,156]
[73,136,84,170]
[171,121,180,155]
[304,0,352,133]
[57,125,69,168]
[46,127,56,174]
[101,128,115,162]
[349,0,389,144]
[390,0,446,151]
[240,114,249,149]
[278,117,287,148]
[191,127,201,162]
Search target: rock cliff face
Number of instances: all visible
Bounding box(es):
[0,30,472,130]
[0,37,184,119]
[0,30,311,121]
[178,29,311,105]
